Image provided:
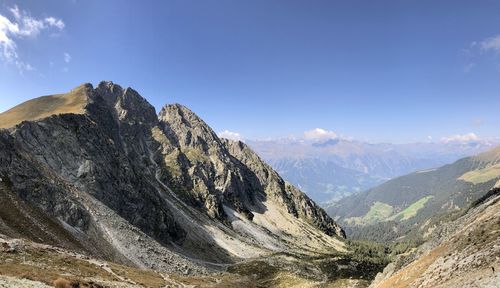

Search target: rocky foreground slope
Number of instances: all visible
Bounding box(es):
[0,82,345,279]
[370,188,500,288]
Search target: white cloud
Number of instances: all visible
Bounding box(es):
[63,52,71,63]
[45,17,65,30]
[303,128,338,140]
[0,5,65,73]
[480,35,500,53]
[218,130,243,141]
[441,132,479,143]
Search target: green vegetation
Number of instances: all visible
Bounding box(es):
[388,196,434,221]
[364,202,394,222]
[458,163,500,184]
[347,196,433,226]
[346,202,393,225]
[228,248,390,286]
[347,240,391,265]
[347,239,421,263]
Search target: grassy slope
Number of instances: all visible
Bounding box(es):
[0,84,89,129]
[458,163,500,184]
[346,202,394,225]
[346,196,433,225]
[387,196,434,221]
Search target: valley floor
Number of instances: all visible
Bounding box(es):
[0,234,379,288]
[1,193,498,288]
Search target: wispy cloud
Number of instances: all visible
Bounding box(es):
[45,17,65,30]
[63,52,71,63]
[461,34,500,72]
[480,35,500,53]
[303,128,338,140]
[0,5,65,73]
[218,130,243,141]
[441,132,479,143]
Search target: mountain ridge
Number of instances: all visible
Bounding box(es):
[0,81,345,277]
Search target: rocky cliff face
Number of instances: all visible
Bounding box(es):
[0,81,345,274]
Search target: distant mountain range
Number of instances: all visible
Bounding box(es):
[327,145,500,241]
[248,138,500,203]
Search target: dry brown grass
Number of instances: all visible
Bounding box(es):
[0,243,256,288]
[53,278,79,288]
[0,244,119,286]
[0,84,89,129]
[108,263,166,287]
[375,244,448,288]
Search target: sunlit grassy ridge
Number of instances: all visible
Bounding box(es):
[458,163,500,184]
[0,84,89,129]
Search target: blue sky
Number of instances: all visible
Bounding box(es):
[0,0,499,143]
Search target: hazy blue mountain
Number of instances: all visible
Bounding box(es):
[248,138,499,204]
[267,158,384,203]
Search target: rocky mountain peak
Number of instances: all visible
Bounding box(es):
[91,81,157,124]
[159,104,216,134]
[0,82,346,278]
[158,103,224,154]
[159,103,200,127]
[94,81,122,104]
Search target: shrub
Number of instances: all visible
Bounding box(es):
[53,278,80,288]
